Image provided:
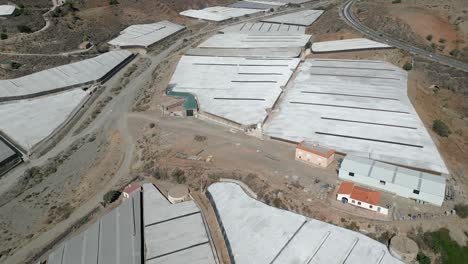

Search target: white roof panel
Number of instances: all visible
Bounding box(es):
[312,38,392,53]
[261,9,324,26]
[180,6,262,22]
[264,59,448,174]
[0,5,15,16]
[0,50,133,100]
[169,56,300,125]
[207,182,403,264]
[221,22,306,34]
[199,33,311,48]
[108,21,185,48]
[0,89,87,151]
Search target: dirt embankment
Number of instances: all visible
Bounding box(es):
[409,60,468,199]
[0,0,233,54]
[0,131,124,262]
[307,4,361,41]
[354,0,468,62]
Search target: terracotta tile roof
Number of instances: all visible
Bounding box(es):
[337,181,381,206]
[350,186,381,206]
[337,182,355,195]
[123,184,141,194]
[296,141,335,158]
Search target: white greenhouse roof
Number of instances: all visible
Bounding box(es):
[142,184,216,264]
[264,59,448,174]
[186,47,302,58]
[221,22,306,34]
[0,5,15,16]
[341,156,446,199]
[47,193,142,264]
[0,50,133,100]
[0,90,87,152]
[199,33,311,48]
[180,6,262,22]
[207,182,404,264]
[312,38,392,53]
[0,139,16,163]
[108,21,185,48]
[261,9,324,26]
[169,56,300,125]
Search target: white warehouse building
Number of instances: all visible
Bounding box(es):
[339,156,446,206]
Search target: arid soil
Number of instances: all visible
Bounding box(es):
[0,0,234,54]
[355,0,468,62]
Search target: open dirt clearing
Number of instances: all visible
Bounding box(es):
[355,0,468,62]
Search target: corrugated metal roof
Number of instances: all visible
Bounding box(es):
[341,155,446,198]
[47,193,142,264]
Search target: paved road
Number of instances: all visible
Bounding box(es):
[340,0,468,72]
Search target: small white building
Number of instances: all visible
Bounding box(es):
[0,5,15,17]
[337,181,388,215]
[339,156,446,206]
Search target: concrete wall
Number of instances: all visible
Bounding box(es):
[338,168,444,206]
[337,194,388,215]
[295,148,333,168]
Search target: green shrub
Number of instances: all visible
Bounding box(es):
[17,25,32,33]
[439,38,446,43]
[103,190,121,204]
[426,34,433,41]
[431,228,468,264]
[109,0,119,5]
[454,204,468,218]
[0,33,7,40]
[305,41,312,49]
[402,62,412,71]
[416,252,431,264]
[432,119,450,137]
[449,48,460,57]
[171,168,186,184]
[392,0,401,3]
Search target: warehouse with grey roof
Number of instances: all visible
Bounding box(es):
[339,156,447,206]
[43,183,217,264]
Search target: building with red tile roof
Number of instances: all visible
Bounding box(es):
[337,181,388,215]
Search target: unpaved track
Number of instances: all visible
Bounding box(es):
[1,2,331,263]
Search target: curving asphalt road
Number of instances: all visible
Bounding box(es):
[340,0,468,72]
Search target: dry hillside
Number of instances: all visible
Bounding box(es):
[0,0,234,54]
[354,0,468,62]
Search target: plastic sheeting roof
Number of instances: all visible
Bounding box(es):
[108,21,185,48]
[207,182,404,264]
[0,50,133,100]
[312,38,392,52]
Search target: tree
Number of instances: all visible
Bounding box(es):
[17,25,32,33]
[402,62,412,71]
[449,48,460,57]
[432,119,450,137]
[171,167,186,184]
[305,41,312,49]
[426,34,433,41]
[391,0,401,3]
[416,252,431,264]
[103,190,121,204]
[0,33,7,40]
[109,0,119,5]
